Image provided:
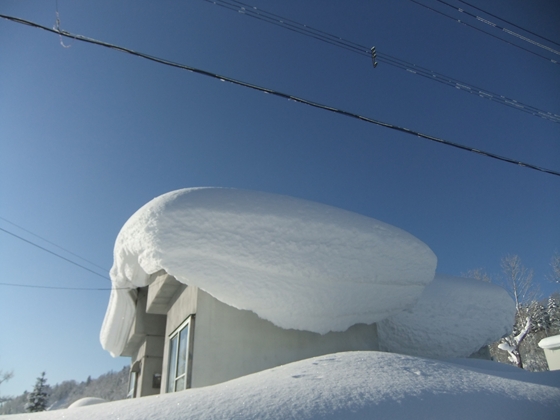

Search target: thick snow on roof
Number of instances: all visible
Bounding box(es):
[101,188,437,356]
[539,334,560,349]
[377,274,516,358]
[7,352,560,420]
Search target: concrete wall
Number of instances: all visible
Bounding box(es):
[124,288,167,397]
[122,288,166,357]
[146,272,183,315]
[133,336,165,397]
[189,289,379,388]
[136,276,379,394]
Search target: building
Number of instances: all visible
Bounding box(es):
[124,271,379,398]
[100,188,513,397]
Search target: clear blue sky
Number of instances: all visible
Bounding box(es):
[1,0,559,396]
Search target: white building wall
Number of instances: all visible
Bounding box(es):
[189,289,379,388]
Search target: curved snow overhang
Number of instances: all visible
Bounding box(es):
[100,188,437,357]
[377,274,516,359]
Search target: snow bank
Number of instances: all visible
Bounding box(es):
[7,352,560,420]
[377,274,515,358]
[67,398,106,408]
[101,188,437,356]
[444,357,560,388]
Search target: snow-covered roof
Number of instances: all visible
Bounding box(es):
[377,274,516,358]
[101,188,437,356]
[539,334,560,350]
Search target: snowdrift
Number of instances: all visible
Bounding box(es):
[67,398,107,409]
[101,188,437,356]
[378,274,516,358]
[7,352,560,420]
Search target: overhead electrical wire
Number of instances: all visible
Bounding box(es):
[435,0,560,57]
[204,0,560,125]
[409,0,560,66]
[0,226,110,280]
[1,13,559,178]
[0,282,114,291]
[457,0,560,48]
[0,224,132,291]
[0,215,108,272]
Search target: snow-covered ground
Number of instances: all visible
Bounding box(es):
[6,352,560,420]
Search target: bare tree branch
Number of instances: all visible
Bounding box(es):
[462,268,492,283]
[0,370,13,386]
[0,370,14,403]
[548,251,560,285]
[500,255,539,311]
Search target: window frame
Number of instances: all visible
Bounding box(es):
[127,361,141,398]
[166,315,195,393]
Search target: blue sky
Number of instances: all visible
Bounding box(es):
[1,0,559,396]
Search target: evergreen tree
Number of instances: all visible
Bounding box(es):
[26,372,49,412]
[527,301,550,334]
[548,294,560,331]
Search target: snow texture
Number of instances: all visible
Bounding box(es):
[377,274,516,358]
[101,188,437,356]
[67,398,107,409]
[5,352,560,420]
[539,334,560,349]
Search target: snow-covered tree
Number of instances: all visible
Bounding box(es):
[528,300,550,334]
[498,316,531,368]
[548,294,560,330]
[26,372,49,412]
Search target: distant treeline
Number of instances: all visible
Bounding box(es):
[0,366,129,415]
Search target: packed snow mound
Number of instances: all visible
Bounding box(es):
[101,187,437,356]
[7,352,560,420]
[67,398,106,408]
[377,274,516,358]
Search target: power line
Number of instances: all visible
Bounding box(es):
[0,224,135,291]
[207,0,367,55]
[0,226,131,290]
[0,216,108,272]
[457,0,560,48]
[409,0,560,66]
[0,281,117,291]
[0,226,110,280]
[204,0,560,124]
[1,13,559,178]
[435,0,560,57]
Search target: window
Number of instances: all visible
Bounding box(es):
[167,316,194,392]
[127,372,137,398]
[127,361,141,398]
